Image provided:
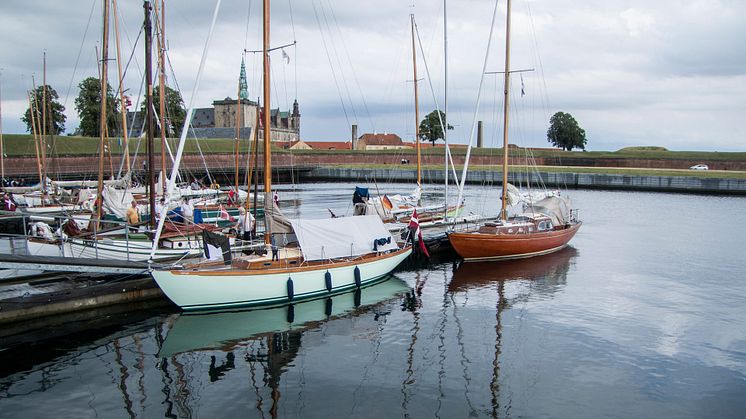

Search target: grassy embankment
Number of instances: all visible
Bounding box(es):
[3,135,744,178]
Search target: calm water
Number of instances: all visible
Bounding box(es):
[1,183,745,418]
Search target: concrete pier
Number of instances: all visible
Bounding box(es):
[308,167,746,195]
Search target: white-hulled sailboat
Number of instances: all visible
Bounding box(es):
[149,0,411,311]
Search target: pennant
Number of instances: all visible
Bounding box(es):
[520,74,525,97]
[281,48,291,64]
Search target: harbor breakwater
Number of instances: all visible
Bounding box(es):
[310,167,746,195]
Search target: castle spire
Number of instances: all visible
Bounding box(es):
[239,56,249,100]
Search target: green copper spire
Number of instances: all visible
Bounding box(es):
[239,56,249,100]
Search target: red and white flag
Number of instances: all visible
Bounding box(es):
[219,205,235,222]
[408,210,430,257]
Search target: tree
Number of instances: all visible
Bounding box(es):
[141,85,187,137]
[546,111,587,151]
[418,110,453,146]
[21,85,66,135]
[74,76,119,137]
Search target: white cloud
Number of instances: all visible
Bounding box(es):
[0,0,743,151]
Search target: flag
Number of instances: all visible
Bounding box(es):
[281,48,290,64]
[520,74,525,97]
[219,205,235,222]
[407,210,430,257]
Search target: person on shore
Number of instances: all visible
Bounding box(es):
[126,200,140,230]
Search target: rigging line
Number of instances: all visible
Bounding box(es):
[287,0,298,99]
[455,0,502,210]
[326,0,375,131]
[320,0,358,124]
[312,0,350,127]
[414,22,460,188]
[244,0,253,51]
[64,0,97,110]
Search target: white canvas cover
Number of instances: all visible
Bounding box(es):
[102,185,136,220]
[290,215,399,261]
[531,196,571,226]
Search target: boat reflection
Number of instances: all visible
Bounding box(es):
[449,245,578,293]
[158,275,411,357]
[447,246,578,416]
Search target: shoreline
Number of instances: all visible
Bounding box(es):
[308,167,746,195]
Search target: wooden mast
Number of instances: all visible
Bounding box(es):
[112,0,130,174]
[499,0,512,221]
[411,14,421,189]
[0,71,4,184]
[234,80,241,196]
[96,0,110,224]
[27,91,44,188]
[41,52,48,194]
[262,0,271,245]
[144,1,156,229]
[155,0,167,193]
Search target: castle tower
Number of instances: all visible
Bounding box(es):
[291,99,301,132]
[239,57,249,101]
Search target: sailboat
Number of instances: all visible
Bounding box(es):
[447,0,581,261]
[149,0,412,311]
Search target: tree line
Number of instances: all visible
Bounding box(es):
[418,109,587,151]
[21,76,186,138]
[24,79,587,151]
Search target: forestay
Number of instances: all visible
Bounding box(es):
[290,215,399,261]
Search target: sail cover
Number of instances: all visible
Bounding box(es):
[290,215,398,261]
[532,196,571,226]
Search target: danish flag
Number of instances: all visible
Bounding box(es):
[407,210,430,257]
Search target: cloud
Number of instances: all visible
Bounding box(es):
[0,0,743,151]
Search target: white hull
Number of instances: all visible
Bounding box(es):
[152,247,412,310]
[26,238,200,261]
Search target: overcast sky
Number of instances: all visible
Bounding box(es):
[1,0,744,151]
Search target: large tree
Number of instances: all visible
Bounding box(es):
[418,109,453,146]
[21,85,66,135]
[546,111,587,151]
[141,85,187,137]
[74,76,120,137]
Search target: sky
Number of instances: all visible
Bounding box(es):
[0,0,744,152]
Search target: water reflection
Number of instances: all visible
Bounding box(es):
[157,277,410,417]
[444,246,579,417]
[449,246,578,293]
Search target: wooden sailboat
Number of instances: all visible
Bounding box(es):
[150,0,412,311]
[447,0,581,262]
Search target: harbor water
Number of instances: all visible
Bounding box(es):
[1,183,745,418]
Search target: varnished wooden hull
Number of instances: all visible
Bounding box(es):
[448,222,581,261]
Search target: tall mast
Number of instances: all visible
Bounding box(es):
[411,14,421,189]
[443,0,449,219]
[145,1,156,229]
[112,0,130,174]
[27,91,44,188]
[0,71,4,184]
[500,0,512,221]
[96,0,110,223]
[234,80,241,195]
[262,0,271,245]
[41,52,48,195]
[155,0,167,193]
